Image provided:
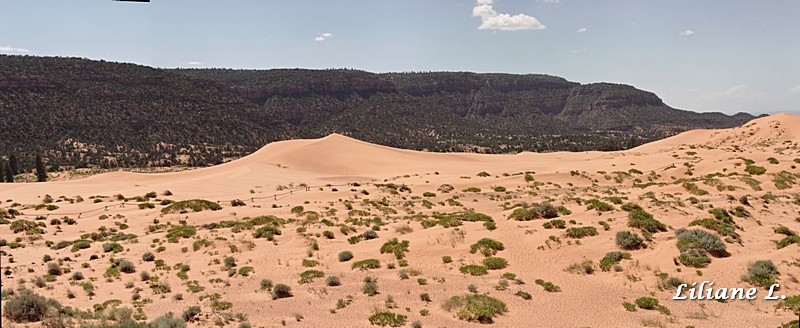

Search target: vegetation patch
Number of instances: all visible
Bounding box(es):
[442,294,507,324]
[161,199,222,214]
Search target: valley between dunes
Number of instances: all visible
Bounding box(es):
[1,114,799,328]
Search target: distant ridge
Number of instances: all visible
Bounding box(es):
[0,55,757,172]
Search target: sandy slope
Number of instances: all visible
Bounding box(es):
[1,114,799,328]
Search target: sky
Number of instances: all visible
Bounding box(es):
[2,0,799,115]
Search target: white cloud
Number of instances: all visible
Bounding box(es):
[186,61,203,65]
[569,48,587,54]
[679,29,695,36]
[576,27,587,33]
[790,85,800,94]
[0,45,30,53]
[539,0,560,3]
[701,85,763,100]
[472,0,546,31]
[314,32,333,42]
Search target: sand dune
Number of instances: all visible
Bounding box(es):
[1,114,799,327]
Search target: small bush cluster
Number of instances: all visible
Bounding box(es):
[442,294,507,324]
[615,231,645,250]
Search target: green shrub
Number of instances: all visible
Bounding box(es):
[635,297,660,310]
[362,278,379,296]
[534,279,561,292]
[565,226,598,238]
[142,252,155,262]
[482,257,508,270]
[368,311,407,327]
[442,256,453,264]
[352,259,381,270]
[102,242,123,253]
[253,225,281,240]
[47,263,62,276]
[182,306,201,322]
[442,294,507,324]
[338,251,354,262]
[326,276,341,287]
[586,199,614,212]
[745,165,767,175]
[599,252,630,271]
[363,229,378,240]
[515,291,532,300]
[3,289,62,323]
[299,270,324,284]
[469,238,505,257]
[223,256,237,268]
[459,265,488,276]
[71,239,92,252]
[380,238,410,260]
[627,210,666,233]
[615,231,645,250]
[678,248,711,268]
[543,219,566,229]
[621,202,643,212]
[675,228,727,256]
[742,260,780,288]
[161,199,221,214]
[776,295,800,316]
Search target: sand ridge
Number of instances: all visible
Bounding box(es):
[1,114,799,327]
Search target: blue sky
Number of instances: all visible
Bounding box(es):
[2,0,798,114]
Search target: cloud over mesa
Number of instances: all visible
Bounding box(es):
[472,0,545,31]
[0,45,30,53]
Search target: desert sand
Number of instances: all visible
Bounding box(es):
[1,114,799,327]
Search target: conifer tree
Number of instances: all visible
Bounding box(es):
[8,154,18,175]
[3,161,13,183]
[35,154,48,182]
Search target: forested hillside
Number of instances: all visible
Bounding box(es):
[0,55,757,173]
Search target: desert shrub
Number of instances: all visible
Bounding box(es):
[634,297,669,314]
[71,271,84,281]
[362,278,379,296]
[459,265,488,276]
[616,231,645,250]
[380,238,410,260]
[252,225,281,240]
[565,260,596,275]
[368,311,407,327]
[469,238,505,257]
[117,259,136,273]
[363,229,379,240]
[586,199,614,212]
[543,219,566,229]
[182,306,201,322]
[338,251,354,262]
[223,256,237,268]
[776,295,800,316]
[627,210,666,233]
[161,199,221,214]
[621,202,643,212]
[71,239,92,252]
[678,248,711,268]
[565,226,598,238]
[47,263,62,276]
[508,207,539,221]
[745,165,766,175]
[142,252,155,262]
[675,229,727,256]
[352,259,381,270]
[3,289,62,323]
[599,252,630,271]
[534,279,561,292]
[515,291,533,300]
[299,270,324,284]
[442,294,507,324]
[742,260,780,288]
[272,284,292,299]
[326,276,341,287]
[482,257,508,270]
[166,225,197,240]
[102,242,123,253]
[230,199,246,207]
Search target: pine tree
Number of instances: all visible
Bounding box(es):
[35,154,48,182]
[3,161,13,183]
[8,154,19,175]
